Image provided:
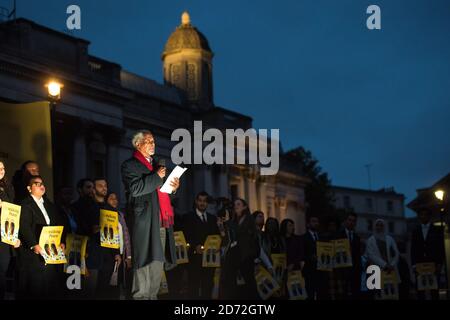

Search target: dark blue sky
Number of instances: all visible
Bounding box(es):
[9,0,450,216]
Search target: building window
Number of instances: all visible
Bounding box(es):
[388,222,395,234]
[366,198,373,211]
[367,219,373,232]
[387,200,393,213]
[344,196,351,209]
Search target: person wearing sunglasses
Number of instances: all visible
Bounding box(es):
[17,175,66,299]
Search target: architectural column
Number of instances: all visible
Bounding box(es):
[259,180,268,215]
[73,133,87,186]
[193,165,205,196]
[248,177,258,212]
[204,166,213,196]
[279,197,287,222]
[219,166,228,198]
[239,170,246,199]
[107,144,119,196]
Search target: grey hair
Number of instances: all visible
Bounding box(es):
[131,130,153,149]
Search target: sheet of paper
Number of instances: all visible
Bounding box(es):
[160,166,188,194]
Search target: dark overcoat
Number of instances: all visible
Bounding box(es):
[121,156,176,269]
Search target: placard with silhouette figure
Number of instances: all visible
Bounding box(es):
[173,231,189,264]
[333,238,353,268]
[375,270,399,300]
[64,234,88,275]
[255,264,280,300]
[39,226,66,264]
[271,253,287,297]
[99,209,119,249]
[158,270,169,296]
[316,241,334,271]
[416,262,438,291]
[271,253,287,283]
[202,235,221,268]
[287,270,308,300]
[0,201,21,246]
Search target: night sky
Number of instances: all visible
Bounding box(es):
[9,0,450,216]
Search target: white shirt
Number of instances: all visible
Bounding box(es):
[421,223,431,241]
[309,230,318,242]
[345,228,354,242]
[196,208,207,223]
[31,195,50,225]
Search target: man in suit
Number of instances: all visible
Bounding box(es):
[334,212,361,300]
[183,191,220,299]
[302,214,328,300]
[71,178,96,237]
[17,175,66,299]
[121,130,180,300]
[410,208,445,300]
[85,178,121,300]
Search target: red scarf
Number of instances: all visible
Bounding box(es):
[133,150,174,228]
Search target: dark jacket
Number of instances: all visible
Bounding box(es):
[183,211,219,253]
[71,196,97,236]
[285,234,305,270]
[0,180,14,204]
[121,156,176,269]
[0,180,15,256]
[18,196,66,268]
[410,223,445,266]
[227,214,259,263]
[301,230,322,277]
[85,201,120,270]
[335,228,362,272]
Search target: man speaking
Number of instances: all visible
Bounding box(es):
[121,130,180,300]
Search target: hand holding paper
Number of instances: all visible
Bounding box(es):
[160,166,187,194]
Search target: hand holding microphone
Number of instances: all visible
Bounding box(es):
[156,158,166,178]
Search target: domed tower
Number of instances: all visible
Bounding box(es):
[162,11,214,111]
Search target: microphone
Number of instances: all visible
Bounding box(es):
[157,158,166,169]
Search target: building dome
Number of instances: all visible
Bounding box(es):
[162,12,212,59]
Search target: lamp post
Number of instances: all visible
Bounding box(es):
[45,80,63,198]
[435,189,448,297]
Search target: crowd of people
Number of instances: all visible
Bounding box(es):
[0,129,446,300]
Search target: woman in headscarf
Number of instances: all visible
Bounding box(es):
[365,219,401,293]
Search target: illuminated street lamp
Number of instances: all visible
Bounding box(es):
[45,80,63,101]
[435,190,445,202]
[45,80,63,199]
[435,188,449,296]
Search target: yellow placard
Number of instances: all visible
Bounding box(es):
[287,270,308,300]
[255,264,280,300]
[1,202,21,246]
[39,226,66,264]
[316,241,334,271]
[0,101,54,201]
[173,231,189,264]
[416,263,438,291]
[333,238,352,268]
[271,253,287,283]
[202,235,221,268]
[212,268,221,300]
[100,209,119,249]
[64,234,88,275]
[376,271,399,300]
[158,271,169,296]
